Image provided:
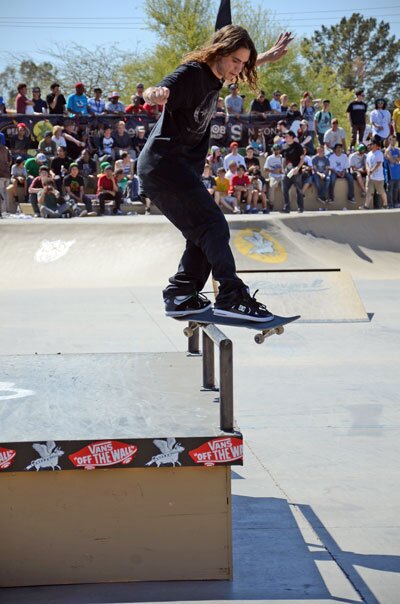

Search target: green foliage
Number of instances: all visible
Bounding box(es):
[301,13,400,99]
[0,60,58,106]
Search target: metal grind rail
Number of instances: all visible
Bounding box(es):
[185,322,234,433]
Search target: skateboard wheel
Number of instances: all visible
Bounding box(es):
[276,326,284,335]
[183,327,194,338]
[254,333,265,344]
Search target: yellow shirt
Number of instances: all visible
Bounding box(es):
[393,108,400,133]
[215,176,229,194]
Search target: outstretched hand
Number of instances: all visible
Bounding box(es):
[256,32,294,66]
[145,86,170,105]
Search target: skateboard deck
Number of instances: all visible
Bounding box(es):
[174,310,300,344]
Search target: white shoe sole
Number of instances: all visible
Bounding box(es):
[213,308,275,323]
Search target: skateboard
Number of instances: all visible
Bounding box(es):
[174,310,300,344]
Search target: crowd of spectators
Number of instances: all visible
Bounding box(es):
[0,81,399,218]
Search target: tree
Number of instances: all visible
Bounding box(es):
[301,14,400,99]
[0,60,58,106]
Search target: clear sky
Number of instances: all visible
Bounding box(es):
[0,0,399,72]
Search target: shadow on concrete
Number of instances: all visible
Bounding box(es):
[0,495,367,604]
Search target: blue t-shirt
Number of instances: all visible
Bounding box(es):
[387,147,400,180]
[67,93,89,116]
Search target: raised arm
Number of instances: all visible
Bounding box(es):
[256,32,294,67]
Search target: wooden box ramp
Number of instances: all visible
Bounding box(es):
[0,352,241,586]
[237,270,369,323]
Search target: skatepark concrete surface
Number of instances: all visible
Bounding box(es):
[1,210,400,603]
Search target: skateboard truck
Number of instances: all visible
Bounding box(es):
[254,325,284,344]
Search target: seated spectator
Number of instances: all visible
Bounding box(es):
[124,172,140,202]
[15,83,34,114]
[0,96,7,114]
[115,151,134,179]
[225,84,244,117]
[105,92,125,115]
[63,122,86,160]
[312,145,331,203]
[0,139,12,216]
[230,164,253,213]
[264,144,284,207]
[324,118,346,154]
[298,120,315,155]
[76,148,97,192]
[32,87,48,113]
[115,168,129,196]
[135,83,145,105]
[287,102,301,120]
[223,141,246,170]
[248,165,268,213]
[248,127,265,154]
[38,181,74,218]
[244,145,260,170]
[270,90,282,113]
[38,130,57,161]
[125,95,147,115]
[385,135,400,208]
[346,90,367,149]
[132,126,147,157]
[99,126,115,160]
[362,137,387,209]
[28,165,52,216]
[46,82,67,115]
[67,83,89,116]
[201,164,216,197]
[282,130,305,213]
[52,125,67,149]
[25,153,48,184]
[10,156,28,204]
[63,163,96,216]
[250,90,271,118]
[10,123,31,159]
[96,164,123,215]
[50,146,71,192]
[349,144,367,196]
[113,121,132,157]
[214,166,240,213]
[314,100,332,145]
[207,145,224,176]
[328,143,355,203]
[88,87,106,115]
[301,146,314,195]
[370,98,391,141]
[280,94,289,113]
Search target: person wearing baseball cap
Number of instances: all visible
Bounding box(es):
[66,82,89,116]
[105,92,125,115]
[136,83,145,105]
[223,141,246,171]
[225,83,244,117]
[9,122,31,159]
[24,153,48,183]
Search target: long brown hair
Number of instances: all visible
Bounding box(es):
[183,25,258,90]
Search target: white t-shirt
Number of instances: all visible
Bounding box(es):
[324,127,345,149]
[349,152,366,171]
[52,135,67,148]
[366,149,384,180]
[370,109,391,139]
[223,152,246,171]
[265,154,283,181]
[329,152,349,173]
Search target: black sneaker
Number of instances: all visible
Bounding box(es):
[214,289,274,323]
[165,292,212,317]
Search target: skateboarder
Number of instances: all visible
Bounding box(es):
[138,25,292,322]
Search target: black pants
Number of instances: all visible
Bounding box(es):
[144,180,245,305]
[97,191,122,214]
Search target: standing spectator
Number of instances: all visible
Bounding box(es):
[132,126,147,158]
[324,118,346,154]
[50,146,71,192]
[264,144,284,207]
[10,156,28,206]
[214,166,240,213]
[67,83,89,116]
[393,99,400,146]
[250,90,271,118]
[362,137,387,209]
[38,130,57,161]
[314,100,332,145]
[346,90,368,149]
[287,102,301,121]
[370,98,391,141]
[31,87,48,113]
[46,83,67,115]
[280,94,289,113]
[225,84,244,117]
[301,146,314,196]
[113,121,132,157]
[270,90,282,112]
[15,83,34,114]
[135,83,145,105]
[349,144,367,197]
[312,145,331,203]
[213,97,227,121]
[0,96,7,114]
[96,164,123,215]
[282,130,305,213]
[125,95,147,115]
[230,164,253,213]
[207,145,224,176]
[0,139,12,216]
[105,92,125,115]
[88,87,106,116]
[300,92,320,146]
[384,135,400,208]
[63,163,96,216]
[76,148,97,192]
[10,123,31,159]
[223,141,246,170]
[329,143,355,203]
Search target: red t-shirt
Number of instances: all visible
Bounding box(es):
[125,104,143,114]
[229,174,250,195]
[142,102,163,116]
[16,93,28,114]
[97,174,115,194]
